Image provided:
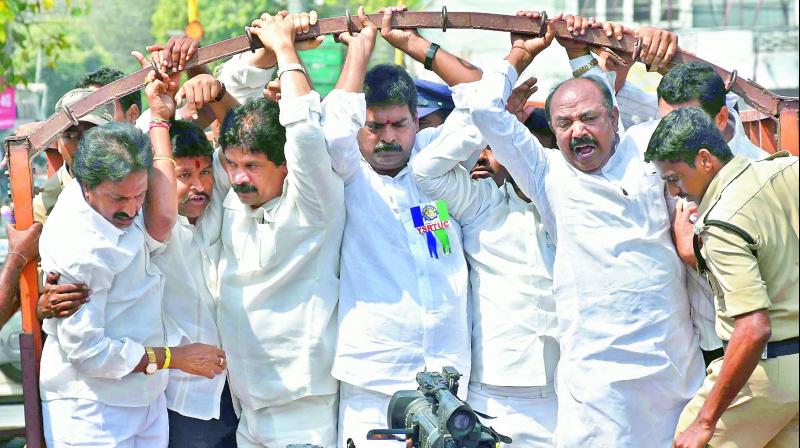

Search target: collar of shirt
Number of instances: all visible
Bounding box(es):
[222,177,289,223]
[62,178,126,242]
[697,155,751,219]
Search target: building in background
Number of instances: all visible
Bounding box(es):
[403,0,798,104]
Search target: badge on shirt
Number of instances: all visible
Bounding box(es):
[410,200,452,259]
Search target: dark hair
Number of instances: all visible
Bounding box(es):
[73,122,152,190]
[657,62,725,117]
[544,75,614,126]
[364,64,418,118]
[644,107,733,165]
[76,66,142,113]
[218,98,286,165]
[170,120,213,159]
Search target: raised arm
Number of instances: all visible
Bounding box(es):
[467,18,555,203]
[0,222,41,329]
[321,6,377,184]
[411,85,503,225]
[380,5,481,85]
[143,70,178,242]
[252,11,343,221]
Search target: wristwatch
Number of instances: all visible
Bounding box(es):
[145,347,158,375]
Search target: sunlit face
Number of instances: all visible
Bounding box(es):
[223,147,287,208]
[83,170,148,229]
[653,150,720,203]
[549,79,619,173]
[58,122,96,169]
[176,156,213,224]
[471,146,509,187]
[357,104,418,177]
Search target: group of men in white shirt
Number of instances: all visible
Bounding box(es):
[19,6,780,448]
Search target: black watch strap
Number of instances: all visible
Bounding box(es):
[424,43,440,71]
[214,80,227,102]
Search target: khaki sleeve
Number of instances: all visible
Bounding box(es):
[702,224,770,317]
[32,193,48,224]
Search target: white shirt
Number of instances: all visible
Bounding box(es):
[218,53,276,103]
[153,215,225,420]
[39,179,168,407]
[624,111,769,351]
[616,81,660,129]
[467,61,704,447]
[411,104,559,387]
[215,92,344,410]
[322,90,471,396]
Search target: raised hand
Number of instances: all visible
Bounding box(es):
[174,74,225,120]
[249,11,301,53]
[635,26,679,73]
[511,11,556,59]
[144,69,178,122]
[148,35,200,72]
[507,76,539,122]
[263,79,281,102]
[552,13,601,58]
[336,6,378,56]
[379,5,419,50]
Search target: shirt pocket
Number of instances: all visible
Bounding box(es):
[257,223,278,269]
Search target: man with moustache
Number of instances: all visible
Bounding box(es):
[644,108,798,448]
[37,73,225,447]
[322,6,482,446]
[151,120,238,447]
[461,14,704,447]
[211,11,344,446]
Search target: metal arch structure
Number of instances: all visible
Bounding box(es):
[3,10,799,447]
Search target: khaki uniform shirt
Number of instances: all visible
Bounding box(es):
[33,165,72,223]
[696,152,799,342]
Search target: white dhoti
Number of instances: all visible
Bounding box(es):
[467,382,557,447]
[236,394,338,448]
[42,393,168,448]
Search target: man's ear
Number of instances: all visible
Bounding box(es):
[715,105,729,133]
[611,106,620,133]
[697,148,715,172]
[126,104,140,124]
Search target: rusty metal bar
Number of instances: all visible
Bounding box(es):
[4,135,44,448]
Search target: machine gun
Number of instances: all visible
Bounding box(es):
[366,367,510,448]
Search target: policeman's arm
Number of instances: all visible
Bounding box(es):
[675,310,770,448]
[675,225,771,448]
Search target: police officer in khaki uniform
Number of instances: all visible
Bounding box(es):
[644,107,799,448]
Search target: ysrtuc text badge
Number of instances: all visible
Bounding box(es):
[410,200,452,259]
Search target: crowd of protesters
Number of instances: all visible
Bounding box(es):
[0,6,797,448]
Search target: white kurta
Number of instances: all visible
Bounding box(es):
[410,105,559,388]
[466,61,705,447]
[322,90,471,396]
[153,215,225,420]
[215,92,344,411]
[39,179,168,407]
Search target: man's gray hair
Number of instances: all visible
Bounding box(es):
[73,122,153,190]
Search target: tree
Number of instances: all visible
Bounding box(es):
[0,0,90,89]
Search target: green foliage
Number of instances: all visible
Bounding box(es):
[0,0,90,89]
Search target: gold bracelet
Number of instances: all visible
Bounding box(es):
[163,347,171,369]
[572,58,599,77]
[152,156,177,168]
